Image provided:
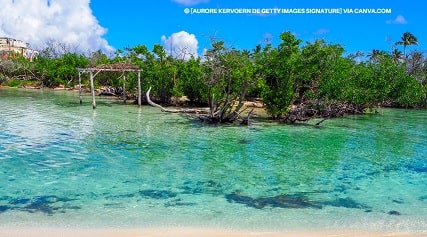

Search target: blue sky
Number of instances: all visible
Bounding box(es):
[89,0,425,56]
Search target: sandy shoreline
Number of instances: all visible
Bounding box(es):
[0,227,424,237]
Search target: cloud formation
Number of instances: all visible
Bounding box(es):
[171,0,209,6]
[161,31,199,60]
[386,15,408,24]
[0,0,114,53]
[314,28,330,35]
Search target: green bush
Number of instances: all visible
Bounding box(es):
[5,79,22,87]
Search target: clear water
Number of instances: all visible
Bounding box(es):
[0,88,426,232]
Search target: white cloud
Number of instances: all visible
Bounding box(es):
[386,15,408,24]
[0,0,114,53]
[260,33,273,44]
[161,31,199,60]
[314,28,330,35]
[171,0,209,6]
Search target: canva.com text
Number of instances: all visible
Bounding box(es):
[184,8,392,15]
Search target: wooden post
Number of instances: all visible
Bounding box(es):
[90,71,96,109]
[78,71,82,105]
[137,71,141,106]
[123,75,126,104]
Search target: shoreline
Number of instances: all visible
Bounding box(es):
[0,86,269,119]
[0,227,423,237]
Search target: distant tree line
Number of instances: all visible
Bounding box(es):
[1,31,426,123]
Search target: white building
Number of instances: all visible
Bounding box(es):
[0,37,38,60]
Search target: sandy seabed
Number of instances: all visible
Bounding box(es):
[0,227,425,237]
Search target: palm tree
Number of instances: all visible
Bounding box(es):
[396,32,418,59]
[368,49,386,63]
[391,48,403,64]
[347,51,364,63]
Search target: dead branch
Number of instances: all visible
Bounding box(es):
[146,87,210,114]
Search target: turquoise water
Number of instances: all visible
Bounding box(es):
[0,88,426,232]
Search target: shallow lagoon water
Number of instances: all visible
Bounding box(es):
[0,88,426,232]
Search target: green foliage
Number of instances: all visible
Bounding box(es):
[319,52,424,108]
[318,57,353,101]
[2,34,425,117]
[33,52,89,87]
[202,41,257,122]
[394,75,424,107]
[126,44,177,103]
[155,57,177,102]
[175,57,207,103]
[5,79,22,87]
[422,85,427,107]
[89,50,111,66]
[298,39,345,102]
[257,31,301,119]
[126,44,154,93]
[396,31,418,58]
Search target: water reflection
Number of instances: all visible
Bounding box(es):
[0,88,426,231]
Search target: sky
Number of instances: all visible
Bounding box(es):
[0,0,425,58]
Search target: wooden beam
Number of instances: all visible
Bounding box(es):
[137,71,141,106]
[123,75,126,104]
[90,71,96,109]
[78,71,82,105]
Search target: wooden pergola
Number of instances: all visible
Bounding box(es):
[77,63,142,109]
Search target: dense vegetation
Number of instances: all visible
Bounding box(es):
[1,31,426,123]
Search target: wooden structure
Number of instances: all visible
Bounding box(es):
[77,63,142,109]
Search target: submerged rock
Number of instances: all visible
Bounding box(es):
[225,192,322,209]
[0,205,9,213]
[322,197,370,209]
[388,210,402,216]
[225,192,372,211]
[1,195,81,215]
[139,189,178,199]
[225,193,259,208]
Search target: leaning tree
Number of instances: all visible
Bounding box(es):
[201,40,257,124]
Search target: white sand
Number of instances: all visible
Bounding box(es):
[0,227,422,237]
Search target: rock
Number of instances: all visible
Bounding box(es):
[388,210,401,216]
